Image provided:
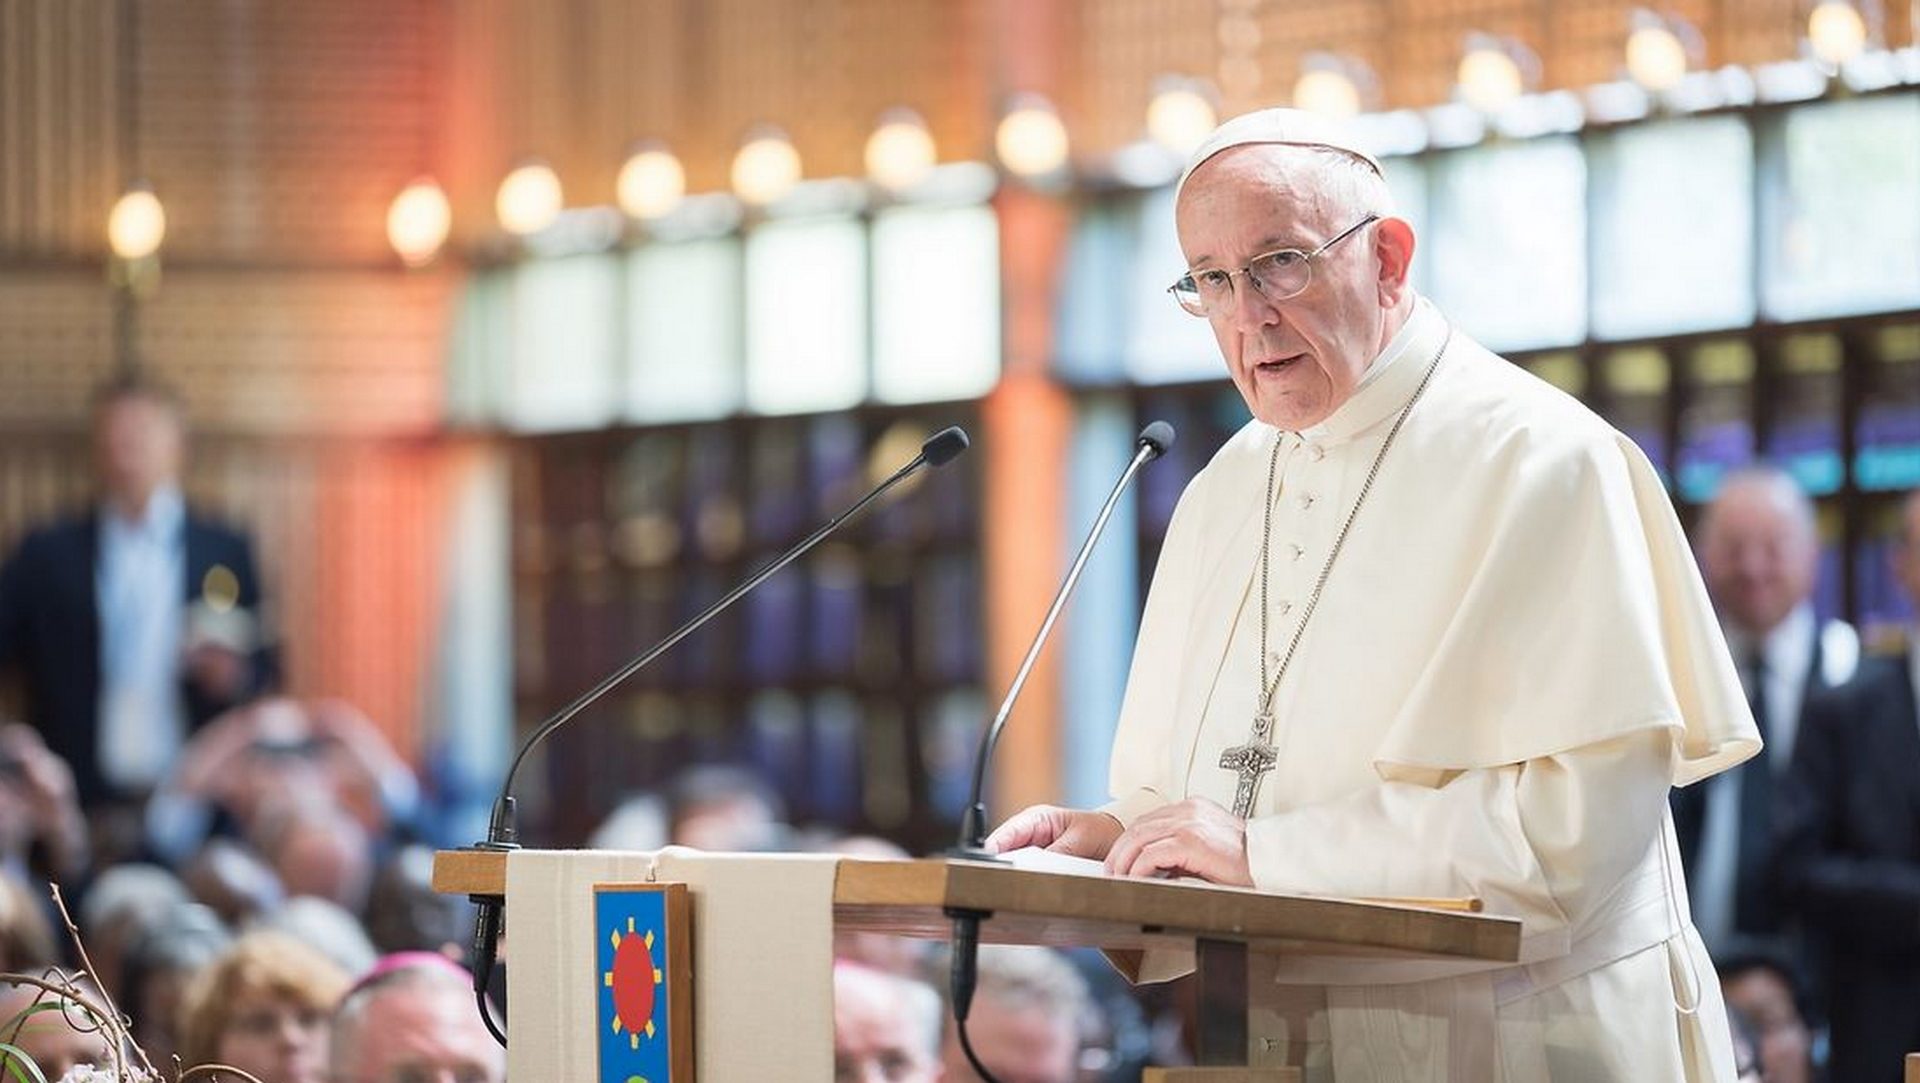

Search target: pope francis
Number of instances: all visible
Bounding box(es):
[986,109,1761,1080]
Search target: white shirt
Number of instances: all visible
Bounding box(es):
[95,486,188,790]
[1720,604,1817,773]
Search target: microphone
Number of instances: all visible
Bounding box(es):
[944,421,1174,1083]
[953,419,1173,855]
[467,423,970,1047]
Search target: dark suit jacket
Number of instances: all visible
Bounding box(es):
[1777,655,1920,1083]
[0,510,276,805]
[1671,629,1843,938]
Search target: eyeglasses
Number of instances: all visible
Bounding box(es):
[1168,213,1380,317]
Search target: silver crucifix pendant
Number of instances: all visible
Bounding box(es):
[1220,714,1278,818]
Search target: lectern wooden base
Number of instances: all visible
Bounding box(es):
[1144,1070,1300,1082]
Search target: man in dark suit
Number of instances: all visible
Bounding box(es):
[0,375,274,810]
[1679,465,1857,953]
[1777,488,1920,1083]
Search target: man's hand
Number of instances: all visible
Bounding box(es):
[1103,797,1253,887]
[983,805,1124,860]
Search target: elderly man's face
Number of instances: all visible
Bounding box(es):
[1700,478,1818,638]
[1175,146,1407,431]
[337,984,503,1083]
[941,996,1077,1083]
[834,965,942,1083]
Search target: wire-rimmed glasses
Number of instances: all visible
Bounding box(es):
[1167,213,1380,317]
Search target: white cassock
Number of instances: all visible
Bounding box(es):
[1103,297,1760,1081]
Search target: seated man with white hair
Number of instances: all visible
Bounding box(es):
[328,953,504,1083]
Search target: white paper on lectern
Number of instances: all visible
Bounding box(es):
[997,846,1114,878]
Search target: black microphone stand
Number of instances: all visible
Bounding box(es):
[467,426,970,1048]
[945,421,1173,1083]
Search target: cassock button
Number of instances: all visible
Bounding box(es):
[1277,601,1293,616]
[1306,443,1326,461]
[1298,493,1316,510]
[1288,543,1305,561]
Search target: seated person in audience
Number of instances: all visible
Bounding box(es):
[834,960,944,1083]
[147,696,419,864]
[0,723,89,888]
[1718,946,1814,1083]
[667,764,790,852]
[251,896,379,979]
[1726,1006,1766,1083]
[177,931,348,1083]
[328,953,505,1083]
[940,945,1090,1083]
[120,901,231,1070]
[0,874,57,975]
[251,798,374,913]
[1777,487,1920,1083]
[76,863,191,1002]
[363,844,473,960]
[0,976,114,1079]
[180,837,284,927]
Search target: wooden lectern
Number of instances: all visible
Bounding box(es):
[434,849,1520,1081]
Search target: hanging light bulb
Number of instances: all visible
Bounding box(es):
[1146,80,1217,155]
[496,160,563,236]
[996,95,1069,178]
[617,142,686,220]
[732,128,802,206]
[1457,36,1527,112]
[108,183,166,261]
[1293,68,1363,117]
[865,109,938,192]
[386,177,451,267]
[1807,0,1868,65]
[1625,18,1691,91]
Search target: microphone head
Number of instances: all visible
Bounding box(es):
[922,426,971,468]
[1137,420,1177,460]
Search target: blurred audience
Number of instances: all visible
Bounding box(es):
[1777,488,1920,1083]
[1682,465,1856,953]
[77,864,191,1002]
[834,960,944,1083]
[940,945,1090,1083]
[1718,947,1815,1083]
[250,799,374,913]
[668,764,789,852]
[587,792,670,852]
[0,977,115,1078]
[177,931,348,1083]
[0,873,56,975]
[363,844,473,959]
[0,375,275,827]
[147,695,419,865]
[0,724,89,886]
[329,953,505,1083]
[252,896,380,978]
[120,902,231,1068]
[179,837,284,927]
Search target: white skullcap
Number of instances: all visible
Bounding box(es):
[1176,107,1383,200]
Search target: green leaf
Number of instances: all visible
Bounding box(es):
[0,1041,51,1083]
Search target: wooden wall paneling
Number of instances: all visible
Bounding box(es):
[134,268,455,437]
[0,270,115,427]
[137,0,441,267]
[0,0,122,258]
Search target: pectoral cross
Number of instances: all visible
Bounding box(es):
[1220,713,1278,818]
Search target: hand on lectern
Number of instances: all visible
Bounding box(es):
[1102,797,1253,887]
[983,804,1123,860]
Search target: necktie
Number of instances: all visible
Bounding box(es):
[1734,648,1775,933]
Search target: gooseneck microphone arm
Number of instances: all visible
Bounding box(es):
[954,420,1175,855]
[945,421,1174,1083]
[469,424,970,1048]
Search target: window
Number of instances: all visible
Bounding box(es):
[872,203,1001,404]
[627,237,743,422]
[1426,137,1588,352]
[1591,116,1756,338]
[745,216,868,415]
[505,255,620,433]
